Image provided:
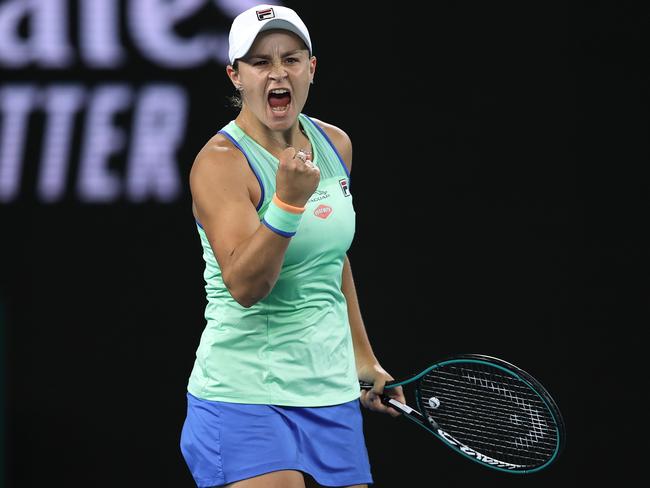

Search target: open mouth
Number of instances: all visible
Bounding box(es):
[268,88,291,113]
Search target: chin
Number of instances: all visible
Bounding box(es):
[265,109,297,130]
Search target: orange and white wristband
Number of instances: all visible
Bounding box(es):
[261,193,305,237]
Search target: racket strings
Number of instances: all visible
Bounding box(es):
[427,413,557,456]
[422,398,556,449]
[426,405,556,454]
[419,382,555,440]
[421,374,550,418]
[424,372,555,448]
[421,369,556,460]
[419,364,559,467]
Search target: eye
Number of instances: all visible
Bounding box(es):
[253,59,268,66]
[284,57,299,64]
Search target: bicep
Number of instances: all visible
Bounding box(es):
[190,152,260,272]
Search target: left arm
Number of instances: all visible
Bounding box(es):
[341,255,378,371]
[311,117,405,416]
[341,255,405,417]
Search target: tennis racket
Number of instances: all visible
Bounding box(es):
[360,354,565,474]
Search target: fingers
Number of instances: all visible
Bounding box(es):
[360,384,405,418]
[293,148,308,162]
[393,386,406,405]
[360,389,384,412]
[361,378,386,410]
[275,146,319,207]
[290,147,316,167]
[360,390,401,418]
[358,374,387,408]
[371,377,387,398]
[389,386,406,417]
[278,147,318,174]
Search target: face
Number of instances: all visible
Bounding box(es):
[228,30,316,131]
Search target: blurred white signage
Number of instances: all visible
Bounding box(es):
[0,0,263,203]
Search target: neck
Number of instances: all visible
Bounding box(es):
[236,109,307,154]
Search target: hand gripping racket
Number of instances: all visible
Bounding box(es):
[360,354,565,474]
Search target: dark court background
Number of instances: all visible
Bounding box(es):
[0,1,646,486]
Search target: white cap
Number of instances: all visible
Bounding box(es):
[228,4,312,65]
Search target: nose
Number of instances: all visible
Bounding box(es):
[269,61,287,81]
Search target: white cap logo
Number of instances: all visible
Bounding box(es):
[256,8,276,21]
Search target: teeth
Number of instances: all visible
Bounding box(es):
[270,89,289,94]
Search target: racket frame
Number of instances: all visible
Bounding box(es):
[360,354,565,474]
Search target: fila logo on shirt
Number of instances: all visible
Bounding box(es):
[339,178,350,197]
[256,8,275,21]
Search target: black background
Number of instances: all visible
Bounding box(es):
[1,1,647,486]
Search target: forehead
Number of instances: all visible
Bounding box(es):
[247,29,308,56]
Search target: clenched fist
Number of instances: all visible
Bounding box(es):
[275,146,320,207]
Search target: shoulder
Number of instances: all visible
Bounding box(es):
[189,132,249,190]
[305,116,353,171]
[189,134,253,205]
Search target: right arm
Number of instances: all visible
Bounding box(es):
[189,139,318,308]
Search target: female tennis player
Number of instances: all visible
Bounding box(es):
[180,4,405,487]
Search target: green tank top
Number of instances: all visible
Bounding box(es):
[187,114,359,406]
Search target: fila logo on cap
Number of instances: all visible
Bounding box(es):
[256,8,275,21]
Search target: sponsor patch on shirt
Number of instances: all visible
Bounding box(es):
[314,204,332,219]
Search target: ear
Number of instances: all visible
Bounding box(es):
[309,56,317,84]
[226,64,241,90]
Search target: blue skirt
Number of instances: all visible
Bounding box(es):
[180,392,373,487]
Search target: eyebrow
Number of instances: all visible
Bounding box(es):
[245,49,307,60]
